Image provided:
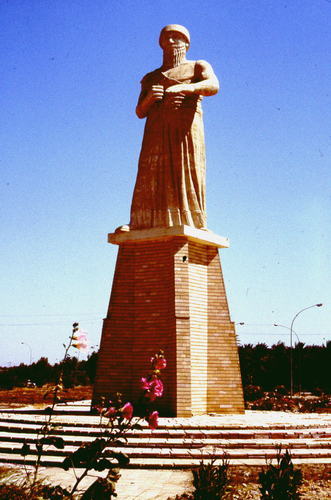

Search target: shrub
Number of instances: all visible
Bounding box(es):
[311,387,324,396]
[0,481,70,499]
[192,455,229,499]
[274,385,289,396]
[247,394,331,413]
[243,384,264,401]
[259,447,303,499]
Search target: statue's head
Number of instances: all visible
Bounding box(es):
[159,24,190,52]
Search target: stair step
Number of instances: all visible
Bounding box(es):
[1,412,331,430]
[0,441,330,459]
[0,423,330,440]
[0,452,330,469]
[0,432,329,450]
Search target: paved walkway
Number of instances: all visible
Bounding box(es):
[36,468,193,499]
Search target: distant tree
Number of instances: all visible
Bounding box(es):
[239,342,330,394]
[29,357,54,387]
[83,351,98,383]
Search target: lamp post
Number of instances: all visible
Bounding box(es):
[234,322,245,345]
[288,303,323,397]
[274,323,302,394]
[273,323,301,344]
[21,341,32,365]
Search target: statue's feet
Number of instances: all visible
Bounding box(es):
[115,224,130,233]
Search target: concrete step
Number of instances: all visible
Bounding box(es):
[0,410,331,432]
[2,444,331,459]
[0,431,330,450]
[0,421,330,441]
[1,451,331,469]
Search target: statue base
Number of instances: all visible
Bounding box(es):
[92,226,244,416]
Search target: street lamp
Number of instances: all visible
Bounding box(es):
[21,341,32,365]
[288,303,323,397]
[234,322,245,345]
[273,323,301,344]
[274,323,303,394]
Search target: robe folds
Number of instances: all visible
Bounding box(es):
[130,61,207,229]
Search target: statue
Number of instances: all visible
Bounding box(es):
[129,24,219,230]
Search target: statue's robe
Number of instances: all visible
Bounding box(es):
[130,61,207,229]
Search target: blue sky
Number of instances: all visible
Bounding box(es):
[1,0,330,366]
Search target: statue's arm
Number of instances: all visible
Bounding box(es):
[136,84,164,119]
[191,60,219,96]
[165,60,219,97]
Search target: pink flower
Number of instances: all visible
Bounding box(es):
[72,330,88,341]
[141,377,151,391]
[150,378,164,400]
[72,342,88,351]
[92,406,104,415]
[141,377,164,401]
[72,330,89,351]
[121,402,133,420]
[155,358,167,370]
[104,406,116,418]
[72,340,88,351]
[151,356,167,370]
[147,411,159,430]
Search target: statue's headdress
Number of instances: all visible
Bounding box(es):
[159,24,190,48]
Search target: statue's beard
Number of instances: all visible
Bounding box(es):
[162,46,187,68]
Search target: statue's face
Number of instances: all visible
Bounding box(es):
[160,31,189,52]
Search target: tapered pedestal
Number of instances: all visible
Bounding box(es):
[93,226,244,416]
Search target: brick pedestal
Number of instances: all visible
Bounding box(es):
[93,226,244,416]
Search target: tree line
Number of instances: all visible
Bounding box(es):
[239,341,330,394]
[0,353,98,390]
[0,342,330,394]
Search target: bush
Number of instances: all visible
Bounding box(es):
[0,482,70,499]
[170,456,230,500]
[259,448,303,499]
[0,483,26,500]
[246,394,331,413]
[244,384,264,401]
[192,455,229,499]
[274,385,289,396]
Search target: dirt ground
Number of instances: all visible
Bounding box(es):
[0,466,330,499]
[221,479,331,499]
[0,385,92,408]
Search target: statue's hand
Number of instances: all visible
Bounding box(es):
[165,84,193,95]
[147,85,164,103]
[164,93,185,109]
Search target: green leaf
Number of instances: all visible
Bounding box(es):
[131,422,143,430]
[112,438,127,446]
[94,458,113,471]
[109,451,130,466]
[61,456,71,471]
[20,442,30,456]
[40,436,65,449]
[81,471,121,499]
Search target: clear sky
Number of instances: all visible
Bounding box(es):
[1,0,330,366]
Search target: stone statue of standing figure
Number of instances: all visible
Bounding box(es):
[127,24,219,231]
